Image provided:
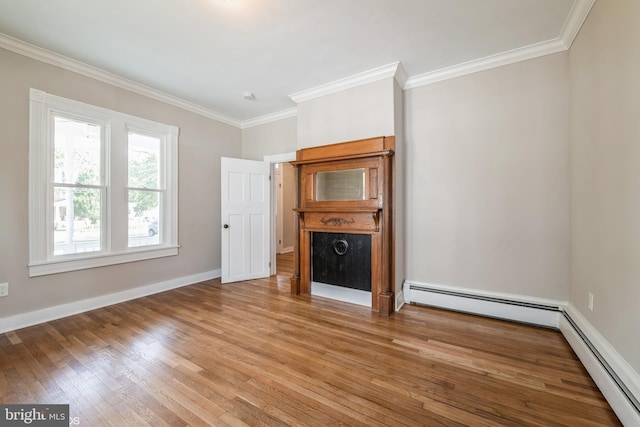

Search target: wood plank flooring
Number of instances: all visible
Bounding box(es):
[0,253,621,426]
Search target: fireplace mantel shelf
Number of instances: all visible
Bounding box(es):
[293,207,380,213]
[290,149,394,165]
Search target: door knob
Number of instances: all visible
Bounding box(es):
[223,224,229,229]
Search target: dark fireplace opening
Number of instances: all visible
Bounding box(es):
[312,232,371,292]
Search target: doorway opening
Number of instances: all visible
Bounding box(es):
[274,162,295,254]
[264,152,296,276]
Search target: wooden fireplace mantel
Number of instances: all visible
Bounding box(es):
[290,136,395,316]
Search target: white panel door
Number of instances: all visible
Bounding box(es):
[221,157,271,283]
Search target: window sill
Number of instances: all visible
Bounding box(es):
[28,246,179,277]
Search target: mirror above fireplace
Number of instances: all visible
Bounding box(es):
[316,168,366,201]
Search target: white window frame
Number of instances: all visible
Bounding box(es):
[29,88,179,277]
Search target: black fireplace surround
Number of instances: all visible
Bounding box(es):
[312,232,372,292]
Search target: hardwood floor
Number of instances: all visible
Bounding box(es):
[0,253,621,426]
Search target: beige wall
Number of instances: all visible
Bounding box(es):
[241,117,297,252]
[0,48,241,318]
[569,0,640,370]
[296,78,395,149]
[241,116,297,160]
[404,52,571,300]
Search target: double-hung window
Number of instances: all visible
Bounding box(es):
[29,89,179,276]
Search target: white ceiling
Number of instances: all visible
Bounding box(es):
[0,0,590,127]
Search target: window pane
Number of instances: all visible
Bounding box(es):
[128,133,160,189]
[54,116,101,185]
[53,187,102,255]
[128,190,160,247]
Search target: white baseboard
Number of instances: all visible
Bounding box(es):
[0,269,221,334]
[404,280,563,328]
[403,279,640,425]
[560,304,640,426]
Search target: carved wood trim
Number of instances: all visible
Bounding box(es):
[320,217,355,227]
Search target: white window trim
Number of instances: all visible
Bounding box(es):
[29,88,179,277]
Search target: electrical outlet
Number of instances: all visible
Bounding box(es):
[588,292,594,311]
[0,282,8,297]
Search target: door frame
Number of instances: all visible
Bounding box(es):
[275,166,284,255]
[264,152,296,276]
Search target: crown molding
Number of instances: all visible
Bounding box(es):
[559,0,596,49]
[2,0,594,125]
[289,61,403,104]
[0,32,243,128]
[240,107,298,129]
[404,0,594,90]
[394,61,408,89]
[404,38,566,89]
